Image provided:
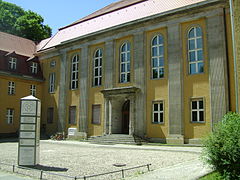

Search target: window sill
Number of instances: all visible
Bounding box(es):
[92,123,101,125]
[151,77,166,80]
[188,72,205,76]
[190,121,205,124]
[152,122,164,125]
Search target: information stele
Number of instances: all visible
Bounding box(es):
[18,95,41,166]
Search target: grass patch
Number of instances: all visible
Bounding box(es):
[200,171,222,180]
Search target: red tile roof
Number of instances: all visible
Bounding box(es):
[0,31,36,57]
[38,0,216,52]
[60,0,147,30]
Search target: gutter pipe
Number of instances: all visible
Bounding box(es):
[229,0,239,112]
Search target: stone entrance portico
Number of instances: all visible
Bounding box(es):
[101,86,140,135]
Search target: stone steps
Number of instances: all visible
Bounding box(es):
[86,134,147,145]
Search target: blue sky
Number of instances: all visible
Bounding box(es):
[4,0,117,35]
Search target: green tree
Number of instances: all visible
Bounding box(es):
[0,0,51,41]
[202,112,240,180]
[14,10,52,42]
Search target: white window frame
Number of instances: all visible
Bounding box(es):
[188,26,204,74]
[120,42,131,83]
[49,73,55,93]
[30,84,36,96]
[9,57,17,70]
[30,62,38,74]
[151,35,164,79]
[93,49,103,86]
[8,81,15,95]
[70,55,79,89]
[152,101,164,123]
[191,98,204,122]
[6,108,14,124]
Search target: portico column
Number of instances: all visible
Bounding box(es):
[109,98,112,134]
[129,96,135,135]
[104,97,111,135]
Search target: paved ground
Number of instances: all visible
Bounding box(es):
[0,140,211,180]
[0,171,34,180]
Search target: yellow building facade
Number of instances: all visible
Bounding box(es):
[1,0,240,144]
[0,32,43,136]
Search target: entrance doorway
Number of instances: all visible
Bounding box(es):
[122,100,130,134]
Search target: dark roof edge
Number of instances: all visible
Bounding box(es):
[0,70,44,82]
[59,0,147,30]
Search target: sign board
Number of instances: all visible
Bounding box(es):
[68,128,77,136]
[18,95,41,166]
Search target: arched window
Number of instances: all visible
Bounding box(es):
[70,54,79,89]
[151,35,164,79]
[93,49,102,86]
[188,26,204,74]
[120,42,130,83]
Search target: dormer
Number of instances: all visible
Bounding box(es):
[27,56,38,74]
[5,51,18,70]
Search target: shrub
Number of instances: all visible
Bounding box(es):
[202,112,240,180]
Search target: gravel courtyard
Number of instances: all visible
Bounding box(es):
[0,140,201,180]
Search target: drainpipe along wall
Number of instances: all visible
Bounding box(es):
[229,0,239,112]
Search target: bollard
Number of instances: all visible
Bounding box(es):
[40,170,43,179]
[147,164,150,171]
[12,165,15,172]
[121,169,124,178]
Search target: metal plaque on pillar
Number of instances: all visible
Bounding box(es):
[18,95,41,166]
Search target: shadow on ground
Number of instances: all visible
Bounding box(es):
[19,165,68,172]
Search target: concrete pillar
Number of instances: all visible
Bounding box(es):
[79,45,89,138]
[105,40,114,89]
[104,97,110,135]
[109,98,112,134]
[129,96,136,135]
[167,23,184,144]
[207,11,229,128]
[58,50,67,132]
[133,31,146,137]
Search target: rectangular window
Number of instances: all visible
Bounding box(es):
[30,62,38,74]
[152,101,164,123]
[69,106,76,124]
[49,73,55,93]
[47,107,54,124]
[6,108,14,124]
[30,85,36,96]
[191,99,204,122]
[92,105,101,124]
[8,81,15,95]
[8,57,17,70]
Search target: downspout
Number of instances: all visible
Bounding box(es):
[229,0,239,112]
